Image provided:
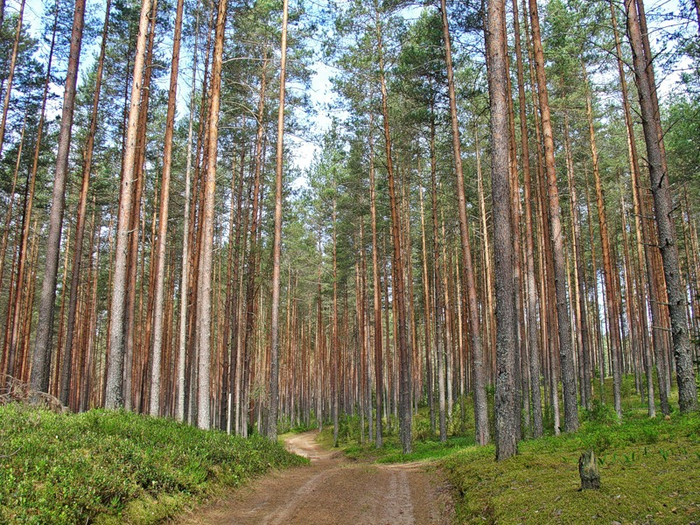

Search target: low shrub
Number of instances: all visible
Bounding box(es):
[0,405,306,524]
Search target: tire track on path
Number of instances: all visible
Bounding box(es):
[176,431,454,524]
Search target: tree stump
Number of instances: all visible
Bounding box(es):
[578,450,600,490]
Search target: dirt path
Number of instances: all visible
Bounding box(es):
[176,431,455,524]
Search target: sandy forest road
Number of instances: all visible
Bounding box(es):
[176,431,455,524]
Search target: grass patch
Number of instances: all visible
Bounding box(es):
[0,404,306,524]
[441,411,700,524]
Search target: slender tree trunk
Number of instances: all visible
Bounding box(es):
[0,0,25,158]
[176,14,199,421]
[563,114,593,412]
[241,57,269,436]
[150,0,184,417]
[610,0,663,416]
[196,0,228,430]
[626,0,697,412]
[30,0,86,394]
[60,0,111,406]
[368,118,384,448]
[528,0,578,432]
[582,65,623,419]
[0,120,25,371]
[0,118,25,306]
[268,0,288,440]
[332,198,339,447]
[105,0,153,409]
[513,0,543,437]
[375,1,411,453]
[124,0,158,411]
[441,0,489,446]
[418,186,435,435]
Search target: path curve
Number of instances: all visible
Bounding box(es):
[176,431,454,524]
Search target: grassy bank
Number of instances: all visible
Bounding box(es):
[0,404,306,524]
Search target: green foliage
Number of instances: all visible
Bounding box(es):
[276,414,318,435]
[0,405,306,524]
[583,399,619,425]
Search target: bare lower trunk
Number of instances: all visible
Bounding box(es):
[513,0,543,436]
[376,1,411,453]
[610,0,662,417]
[61,0,111,407]
[583,65,623,419]
[0,0,25,158]
[176,15,199,422]
[197,0,228,430]
[368,118,384,448]
[105,0,153,409]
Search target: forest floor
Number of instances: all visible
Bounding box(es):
[175,430,455,524]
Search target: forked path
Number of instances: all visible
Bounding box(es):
[177,431,455,524]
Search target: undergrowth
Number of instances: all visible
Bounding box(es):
[0,405,306,524]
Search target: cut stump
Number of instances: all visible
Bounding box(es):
[578,450,600,490]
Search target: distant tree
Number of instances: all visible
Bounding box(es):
[528,0,579,433]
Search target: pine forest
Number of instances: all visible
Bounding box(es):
[1,0,700,476]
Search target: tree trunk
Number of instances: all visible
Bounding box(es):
[626,0,697,412]
[105,0,153,409]
[150,0,184,417]
[0,0,25,158]
[268,0,288,440]
[563,114,592,413]
[241,56,269,436]
[528,0,578,432]
[124,0,158,411]
[177,12,199,422]
[375,1,411,454]
[486,0,518,460]
[332,198,339,447]
[513,0,543,437]
[441,0,489,446]
[368,117,384,448]
[196,0,228,430]
[610,0,662,417]
[30,0,86,395]
[582,65,623,419]
[60,0,111,407]
[418,186,434,434]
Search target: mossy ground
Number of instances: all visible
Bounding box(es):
[0,405,306,524]
[442,412,700,524]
